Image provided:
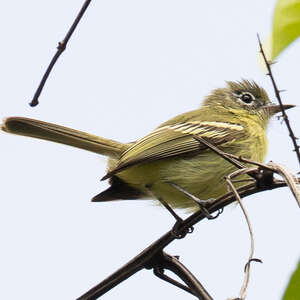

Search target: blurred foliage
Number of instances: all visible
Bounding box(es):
[282,260,300,300]
[272,0,300,59]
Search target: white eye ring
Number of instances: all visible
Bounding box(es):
[233,92,255,105]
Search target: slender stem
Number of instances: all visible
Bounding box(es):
[257,34,300,170]
[194,135,277,173]
[29,0,92,106]
[193,136,245,170]
[268,162,300,207]
[226,168,257,299]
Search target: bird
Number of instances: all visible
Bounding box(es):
[1,80,294,212]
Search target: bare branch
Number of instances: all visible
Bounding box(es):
[29,0,92,106]
[257,34,300,170]
[193,136,245,170]
[76,176,293,299]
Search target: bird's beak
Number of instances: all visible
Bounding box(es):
[262,103,295,115]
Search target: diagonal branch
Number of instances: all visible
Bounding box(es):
[193,136,245,170]
[257,34,300,170]
[29,0,92,107]
[76,177,292,300]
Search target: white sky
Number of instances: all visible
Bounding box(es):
[1,1,300,299]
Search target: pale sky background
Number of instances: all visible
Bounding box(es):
[1,1,300,299]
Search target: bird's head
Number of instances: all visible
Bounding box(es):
[202,79,294,122]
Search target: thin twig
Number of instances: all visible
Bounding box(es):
[193,136,245,170]
[226,168,259,300]
[29,0,92,106]
[225,154,275,172]
[268,162,300,207]
[194,135,277,173]
[257,34,300,170]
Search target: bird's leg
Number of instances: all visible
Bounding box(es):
[167,182,223,220]
[157,196,183,224]
[145,184,182,223]
[145,185,193,239]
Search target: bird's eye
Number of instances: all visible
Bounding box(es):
[240,93,254,104]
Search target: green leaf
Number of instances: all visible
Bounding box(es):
[282,260,300,300]
[272,0,300,59]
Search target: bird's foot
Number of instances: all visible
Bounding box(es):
[167,182,223,220]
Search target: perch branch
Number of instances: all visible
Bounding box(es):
[77,176,292,300]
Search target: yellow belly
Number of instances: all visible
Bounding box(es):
[116,153,251,211]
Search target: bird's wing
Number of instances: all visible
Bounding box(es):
[103,121,245,179]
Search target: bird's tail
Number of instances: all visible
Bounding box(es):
[1,117,129,158]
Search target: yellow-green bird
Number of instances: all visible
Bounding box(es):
[1,80,294,211]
